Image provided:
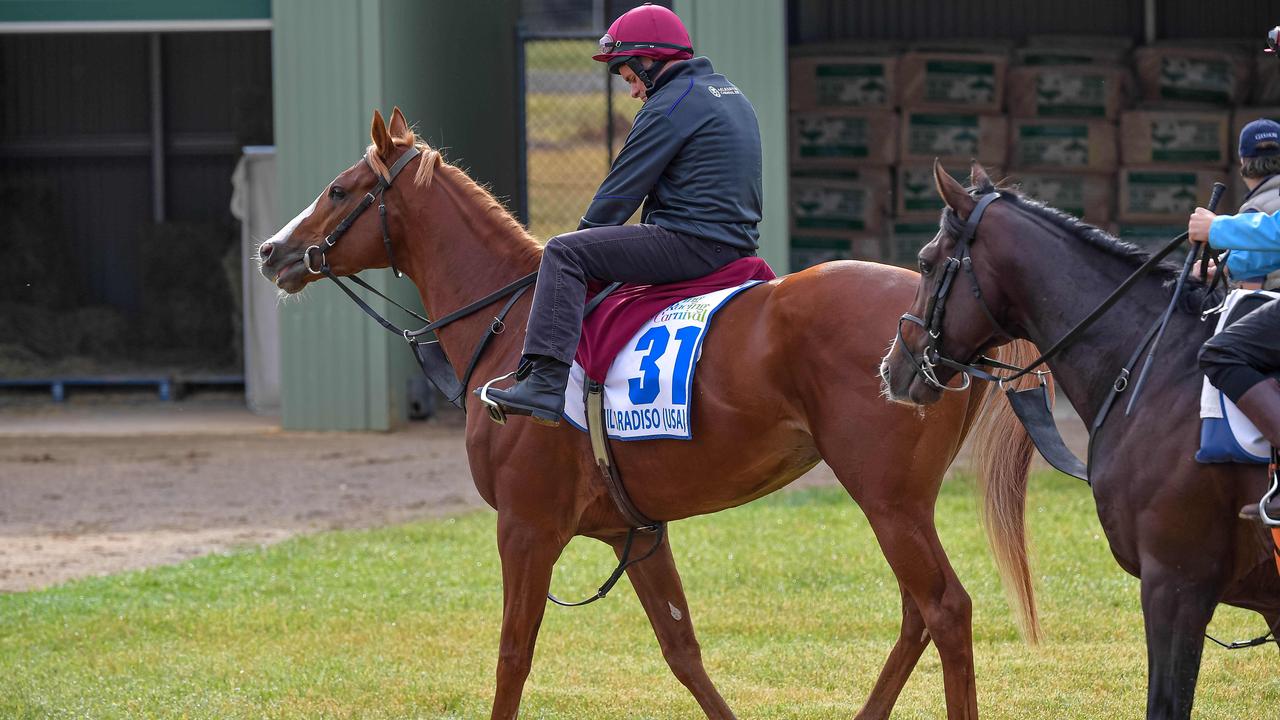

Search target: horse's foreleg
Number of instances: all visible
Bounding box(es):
[1140,572,1218,720]
[860,505,977,720]
[854,584,931,720]
[491,515,567,720]
[610,531,737,720]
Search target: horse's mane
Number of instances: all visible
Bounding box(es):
[942,174,1223,312]
[366,127,541,258]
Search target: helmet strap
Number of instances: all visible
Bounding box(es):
[625,57,667,92]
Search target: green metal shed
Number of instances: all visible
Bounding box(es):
[271,0,788,431]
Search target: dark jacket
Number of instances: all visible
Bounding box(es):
[578,57,763,251]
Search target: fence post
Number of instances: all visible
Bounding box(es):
[515,21,529,227]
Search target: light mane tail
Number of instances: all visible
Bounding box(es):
[971,339,1043,644]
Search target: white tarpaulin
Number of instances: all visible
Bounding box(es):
[229,147,281,415]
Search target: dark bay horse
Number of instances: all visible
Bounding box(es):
[259,108,1039,719]
[881,162,1280,720]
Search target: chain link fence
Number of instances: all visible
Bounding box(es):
[517,33,635,242]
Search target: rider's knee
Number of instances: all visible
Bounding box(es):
[543,234,576,260]
[1197,336,1237,371]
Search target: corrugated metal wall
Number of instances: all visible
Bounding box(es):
[271,0,520,430]
[790,0,1274,44]
[1157,0,1277,40]
[677,0,790,274]
[0,31,271,311]
[789,0,1145,44]
[1,34,151,309]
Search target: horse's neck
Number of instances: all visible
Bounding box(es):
[397,168,540,376]
[1001,226,1191,428]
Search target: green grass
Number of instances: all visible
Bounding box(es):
[2,472,1276,718]
[526,40,598,75]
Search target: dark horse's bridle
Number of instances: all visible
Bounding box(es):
[895,192,1018,393]
[895,185,1280,650]
[895,188,1220,398]
[295,145,536,409]
[892,187,1213,483]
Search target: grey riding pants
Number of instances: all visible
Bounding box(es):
[523,223,753,365]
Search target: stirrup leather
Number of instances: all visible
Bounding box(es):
[1259,451,1280,528]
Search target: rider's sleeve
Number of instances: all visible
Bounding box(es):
[578,111,684,229]
[1210,211,1280,279]
[1224,249,1280,279]
[1209,211,1280,252]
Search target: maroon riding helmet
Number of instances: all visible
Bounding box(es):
[593,4,693,91]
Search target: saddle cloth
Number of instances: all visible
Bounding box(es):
[573,257,776,381]
[1197,289,1280,464]
[563,257,775,440]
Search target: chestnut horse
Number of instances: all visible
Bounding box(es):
[259,108,1038,719]
[882,162,1280,720]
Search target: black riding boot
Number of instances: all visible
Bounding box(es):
[1234,378,1280,522]
[480,355,570,427]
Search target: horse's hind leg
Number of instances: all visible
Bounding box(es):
[854,584,931,719]
[609,531,737,719]
[491,514,568,720]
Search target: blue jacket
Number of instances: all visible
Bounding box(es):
[578,57,763,251]
[1209,210,1280,278]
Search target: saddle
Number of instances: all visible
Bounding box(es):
[575,257,775,381]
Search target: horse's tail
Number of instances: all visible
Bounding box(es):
[970,339,1042,644]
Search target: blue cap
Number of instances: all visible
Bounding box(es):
[1239,118,1280,158]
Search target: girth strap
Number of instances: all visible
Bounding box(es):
[585,379,661,530]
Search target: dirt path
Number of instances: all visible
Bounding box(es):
[0,391,1087,593]
[0,396,488,592]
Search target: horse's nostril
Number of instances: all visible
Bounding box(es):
[259,241,274,261]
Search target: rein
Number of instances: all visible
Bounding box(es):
[899,187,1280,652]
[303,147,668,606]
[896,191,1194,394]
[895,188,1221,483]
[304,145,537,409]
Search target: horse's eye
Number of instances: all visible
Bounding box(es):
[329,186,346,200]
[919,259,933,276]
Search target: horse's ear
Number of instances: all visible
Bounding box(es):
[388,106,410,140]
[969,161,993,192]
[934,159,976,217]
[370,109,392,158]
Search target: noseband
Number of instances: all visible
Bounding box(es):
[896,191,1019,392]
[303,145,421,278]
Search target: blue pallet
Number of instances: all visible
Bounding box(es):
[0,375,244,402]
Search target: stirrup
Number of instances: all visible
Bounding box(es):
[476,371,517,425]
[1259,453,1280,528]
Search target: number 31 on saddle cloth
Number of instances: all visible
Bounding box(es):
[563,257,775,441]
[1197,289,1280,465]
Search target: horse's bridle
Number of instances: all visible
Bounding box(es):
[895,191,1020,392]
[303,145,421,278]
[294,144,537,410]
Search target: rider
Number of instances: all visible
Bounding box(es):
[1191,205,1280,520]
[482,3,762,426]
[1227,118,1280,290]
